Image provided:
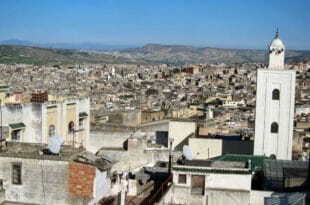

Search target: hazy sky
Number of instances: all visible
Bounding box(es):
[0,0,309,49]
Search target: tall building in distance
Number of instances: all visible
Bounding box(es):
[254,30,296,160]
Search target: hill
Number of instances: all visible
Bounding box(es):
[108,44,310,65]
[0,44,309,65]
[0,45,141,65]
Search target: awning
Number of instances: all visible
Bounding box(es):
[9,122,26,130]
[79,112,88,118]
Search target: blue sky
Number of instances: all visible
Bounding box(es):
[0,0,309,49]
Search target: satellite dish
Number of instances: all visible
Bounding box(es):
[183,145,193,160]
[101,155,113,163]
[48,135,64,154]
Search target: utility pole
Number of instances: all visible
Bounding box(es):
[168,138,174,175]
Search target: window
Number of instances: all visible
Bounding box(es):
[11,130,21,141]
[272,89,280,100]
[191,175,205,195]
[271,122,279,133]
[79,118,85,128]
[12,164,22,185]
[48,125,56,137]
[178,174,187,184]
[0,179,3,191]
[68,121,75,133]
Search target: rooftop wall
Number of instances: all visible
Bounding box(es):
[0,157,69,205]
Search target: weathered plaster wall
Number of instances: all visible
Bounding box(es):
[0,157,68,205]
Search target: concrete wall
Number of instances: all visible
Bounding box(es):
[89,120,169,153]
[98,138,170,172]
[138,120,169,132]
[169,121,196,150]
[160,185,250,205]
[0,157,109,205]
[172,171,251,191]
[2,104,42,144]
[0,190,5,204]
[159,186,196,205]
[161,171,251,205]
[207,189,250,205]
[108,111,141,127]
[0,157,69,205]
[205,173,251,191]
[77,97,91,150]
[89,131,132,153]
[189,138,222,159]
[250,190,273,205]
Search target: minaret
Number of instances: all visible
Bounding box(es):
[268,28,285,69]
[254,30,296,160]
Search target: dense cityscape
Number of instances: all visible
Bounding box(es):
[0,1,310,205]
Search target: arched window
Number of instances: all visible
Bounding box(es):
[271,122,278,133]
[68,121,75,133]
[272,89,280,100]
[269,154,276,160]
[48,125,56,137]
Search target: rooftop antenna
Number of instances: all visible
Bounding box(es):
[183,145,193,160]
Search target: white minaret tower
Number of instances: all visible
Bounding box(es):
[254,30,296,160]
[268,29,285,69]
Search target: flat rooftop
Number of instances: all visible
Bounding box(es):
[173,158,252,175]
[178,159,246,169]
[0,142,83,161]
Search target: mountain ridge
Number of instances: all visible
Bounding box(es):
[0,43,309,65]
[108,43,310,65]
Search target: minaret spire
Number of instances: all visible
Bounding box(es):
[275,28,279,39]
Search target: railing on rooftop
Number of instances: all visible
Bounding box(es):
[147,174,173,205]
[127,181,154,205]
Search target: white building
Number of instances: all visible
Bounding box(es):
[159,159,252,205]
[254,31,296,160]
[0,97,90,150]
[0,142,111,205]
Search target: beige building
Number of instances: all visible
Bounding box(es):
[141,110,165,123]
[170,107,197,119]
[0,85,21,106]
[0,97,90,149]
[108,110,141,126]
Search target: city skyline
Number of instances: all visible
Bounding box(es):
[0,0,310,50]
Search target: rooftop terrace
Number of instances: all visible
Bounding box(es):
[0,142,83,161]
[173,158,251,174]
